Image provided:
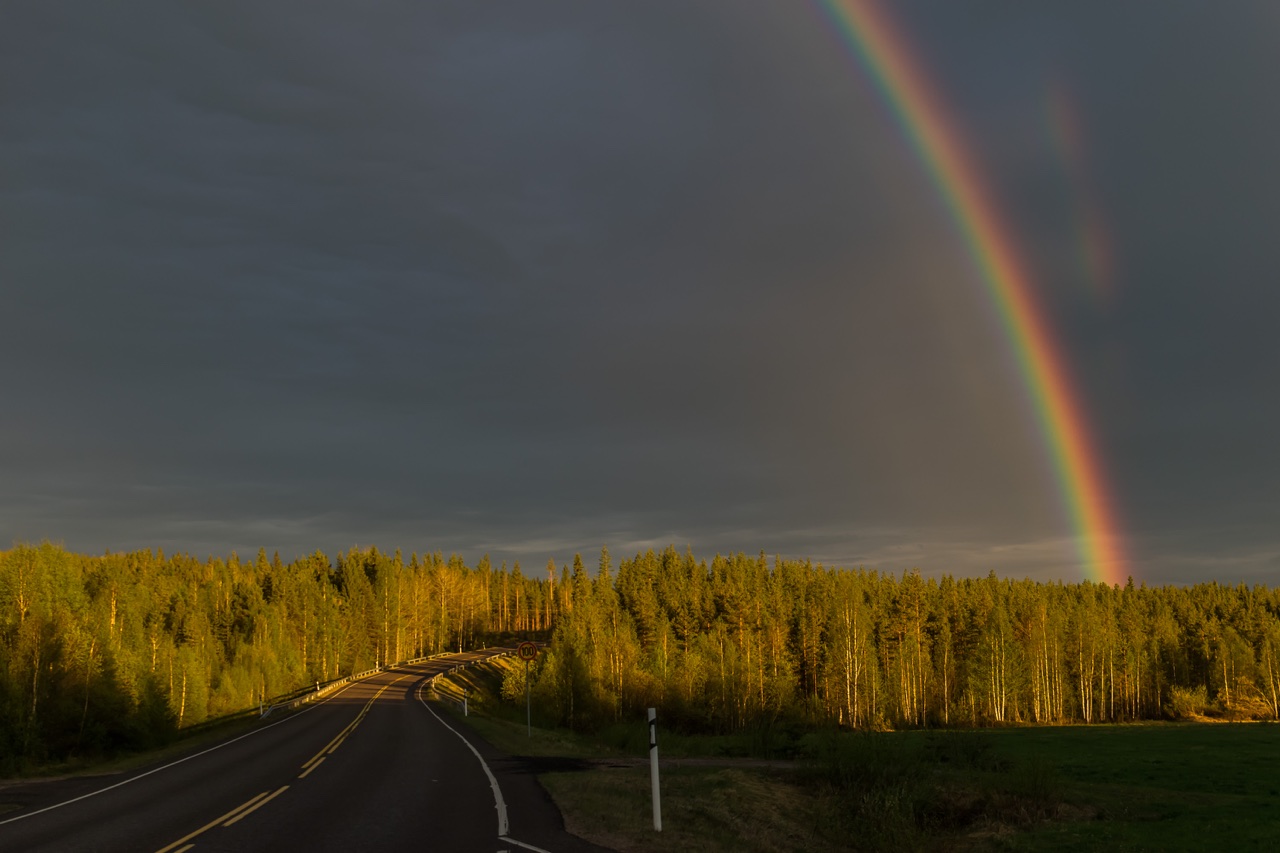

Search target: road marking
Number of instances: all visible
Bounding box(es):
[222,785,288,826]
[2,654,501,846]
[416,680,509,837]
[500,836,553,853]
[172,846,194,853]
[153,790,271,853]
[297,756,325,779]
[0,678,364,828]
[157,671,421,850]
[302,718,357,768]
[300,675,408,769]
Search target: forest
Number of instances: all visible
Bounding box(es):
[4,542,1280,773]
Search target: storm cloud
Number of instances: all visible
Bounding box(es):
[4,1,1278,583]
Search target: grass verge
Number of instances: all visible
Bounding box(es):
[0,711,265,784]
[436,659,1280,852]
[541,764,843,853]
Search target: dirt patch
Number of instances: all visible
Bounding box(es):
[501,755,796,775]
[500,756,609,774]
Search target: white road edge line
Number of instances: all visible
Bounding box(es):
[0,676,367,827]
[500,835,554,853]
[416,678,511,839]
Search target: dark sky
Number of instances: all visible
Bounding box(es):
[4,1,1278,584]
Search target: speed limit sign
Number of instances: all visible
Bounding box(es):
[517,642,538,736]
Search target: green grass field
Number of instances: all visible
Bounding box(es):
[436,659,1280,852]
[974,723,1280,851]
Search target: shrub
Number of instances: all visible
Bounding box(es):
[1165,685,1209,719]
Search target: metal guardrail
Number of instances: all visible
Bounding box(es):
[259,648,518,719]
[259,653,448,718]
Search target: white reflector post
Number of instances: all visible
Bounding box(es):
[648,707,662,831]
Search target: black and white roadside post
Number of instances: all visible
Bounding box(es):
[648,707,662,831]
[518,641,538,737]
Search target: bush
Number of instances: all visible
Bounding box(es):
[1166,685,1209,719]
[801,732,927,850]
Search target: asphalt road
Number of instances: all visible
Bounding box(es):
[0,649,610,853]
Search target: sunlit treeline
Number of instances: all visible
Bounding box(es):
[527,547,1280,733]
[9,540,1280,769]
[0,542,552,769]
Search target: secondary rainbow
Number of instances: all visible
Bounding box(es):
[1044,81,1116,307]
[816,0,1127,583]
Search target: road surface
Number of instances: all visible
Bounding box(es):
[0,649,609,853]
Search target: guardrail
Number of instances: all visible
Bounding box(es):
[258,647,518,719]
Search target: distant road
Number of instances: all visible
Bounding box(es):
[0,649,609,852]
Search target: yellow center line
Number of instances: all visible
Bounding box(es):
[156,674,417,853]
[297,756,326,779]
[299,675,408,769]
[153,790,271,853]
[222,785,289,827]
[301,718,357,769]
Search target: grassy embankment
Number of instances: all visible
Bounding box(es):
[0,708,269,784]
[0,710,270,818]
[434,657,1280,852]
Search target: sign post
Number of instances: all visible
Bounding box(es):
[517,642,538,737]
[648,707,662,831]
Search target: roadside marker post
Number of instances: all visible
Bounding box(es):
[648,707,662,831]
[517,642,538,737]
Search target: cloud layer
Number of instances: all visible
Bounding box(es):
[4,1,1278,582]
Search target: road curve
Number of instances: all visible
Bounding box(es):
[0,648,610,853]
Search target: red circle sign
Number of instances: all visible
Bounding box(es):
[517,642,538,661]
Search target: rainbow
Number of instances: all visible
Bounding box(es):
[816,0,1127,583]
